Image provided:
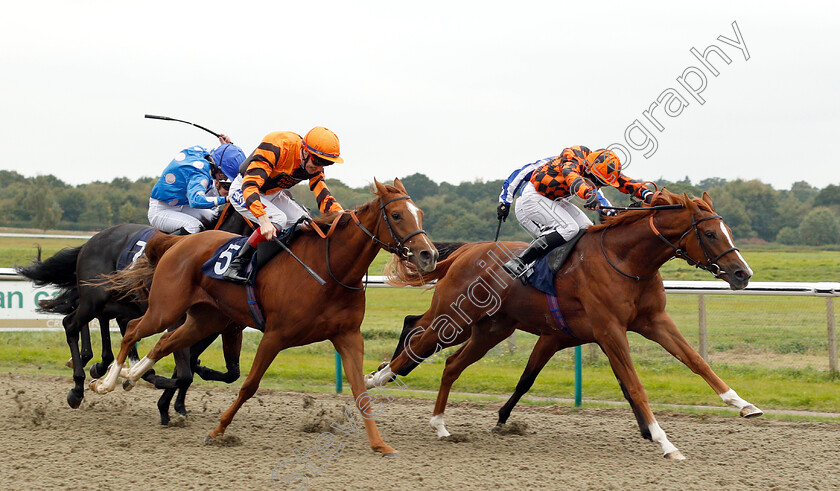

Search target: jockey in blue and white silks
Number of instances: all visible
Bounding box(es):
[498,156,613,237]
[148,145,228,234]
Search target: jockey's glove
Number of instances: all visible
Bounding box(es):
[641,188,654,204]
[497,203,510,221]
[583,193,600,210]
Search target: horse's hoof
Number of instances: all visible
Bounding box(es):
[67,391,83,409]
[122,379,136,391]
[364,374,376,390]
[664,450,686,460]
[65,358,74,369]
[204,435,214,444]
[89,364,104,379]
[377,361,389,371]
[740,405,763,418]
[382,452,400,458]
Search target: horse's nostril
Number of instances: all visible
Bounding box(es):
[420,250,432,262]
[734,269,749,280]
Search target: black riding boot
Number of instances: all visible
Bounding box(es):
[503,231,567,278]
[222,242,256,284]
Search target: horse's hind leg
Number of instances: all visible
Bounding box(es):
[497,333,570,426]
[80,322,93,367]
[62,311,87,408]
[637,311,762,418]
[430,319,514,438]
[209,329,288,441]
[89,316,113,379]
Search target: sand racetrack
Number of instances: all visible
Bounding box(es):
[1,372,838,490]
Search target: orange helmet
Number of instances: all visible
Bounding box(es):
[587,149,622,187]
[303,127,344,164]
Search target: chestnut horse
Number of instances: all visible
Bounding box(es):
[367,190,758,460]
[91,179,437,456]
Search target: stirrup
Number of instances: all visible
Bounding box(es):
[503,258,531,283]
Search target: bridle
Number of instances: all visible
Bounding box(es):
[602,205,739,281]
[320,194,428,290]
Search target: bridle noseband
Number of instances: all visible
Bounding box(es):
[602,205,739,281]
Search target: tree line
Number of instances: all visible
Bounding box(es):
[1,169,839,246]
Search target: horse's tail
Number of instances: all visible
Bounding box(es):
[91,233,183,303]
[15,246,82,315]
[385,241,472,287]
[15,246,81,289]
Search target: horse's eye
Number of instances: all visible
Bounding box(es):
[705,231,716,239]
[391,212,401,220]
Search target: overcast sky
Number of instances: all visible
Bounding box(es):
[2,1,838,192]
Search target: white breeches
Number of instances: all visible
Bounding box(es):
[147,198,219,234]
[228,175,311,230]
[514,183,593,239]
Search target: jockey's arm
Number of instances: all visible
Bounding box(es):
[309,172,343,214]
[186,174,226,209]
[616,175,654,203]
[499,159,543,205]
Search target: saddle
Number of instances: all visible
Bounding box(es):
[546,229,587,273]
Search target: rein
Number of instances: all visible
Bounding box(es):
[601,204,739,281]
[312,194,428,290]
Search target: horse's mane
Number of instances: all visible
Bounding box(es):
[298,197,379,236]
[588,188,712,232]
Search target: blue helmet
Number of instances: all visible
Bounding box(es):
[212,144,247,181]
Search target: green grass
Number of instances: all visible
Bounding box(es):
[1,233,839,416]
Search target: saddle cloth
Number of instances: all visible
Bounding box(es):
[116,227,157,271]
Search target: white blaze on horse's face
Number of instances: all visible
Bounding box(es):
[406,201,422,225]
[718,222,753,277]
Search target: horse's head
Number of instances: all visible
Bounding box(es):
[676,191,753,290]
[373,178,438,273]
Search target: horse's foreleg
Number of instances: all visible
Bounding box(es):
[208,330,286,441]
[595,325,685,460]
[638,312,763,418]
[332,329,398,457]
[498,333,568,426]
[432,323,514,438]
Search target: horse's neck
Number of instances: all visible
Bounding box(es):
[599,213,683,278]
[322,206,382,283]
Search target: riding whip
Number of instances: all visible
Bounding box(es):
[271,238,327,286]
[493,218,502,242]
[144,114,221,138]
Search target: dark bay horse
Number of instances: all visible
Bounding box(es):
[92,179,437,456]
[16,205,252,423]
[367,190,759,460]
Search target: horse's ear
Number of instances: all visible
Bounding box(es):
[393,177,408,194]
[373,178,389,197]
[702,191,714,209]
[683,193,699,213]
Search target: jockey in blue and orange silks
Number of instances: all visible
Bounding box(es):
[223,127,344,283]
[497,145,655,277]
[147,135,247,235]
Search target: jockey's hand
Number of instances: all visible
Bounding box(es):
[497,203,510,221]
[218,134,232,144]
[641,189,654,204]
[583,193,600,211]
[257,215,276,240]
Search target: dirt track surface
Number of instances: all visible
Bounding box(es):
[2,373,839,490]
